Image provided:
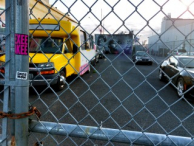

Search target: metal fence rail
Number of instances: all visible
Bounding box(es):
[30,120,194,146]
[1,0,194,145]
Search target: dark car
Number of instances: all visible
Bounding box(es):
[159,55,194,97]
[132,45,146,56]
[132,51,153,65]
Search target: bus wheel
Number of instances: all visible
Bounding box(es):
[96,56,99,63]
[93,59,96,66]
[86,64,91,73]
[56,71,66,91]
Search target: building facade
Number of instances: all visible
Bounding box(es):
[148,14,194,56]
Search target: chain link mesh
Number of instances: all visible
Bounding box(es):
[27,0,194,145]
[1,0,194,145]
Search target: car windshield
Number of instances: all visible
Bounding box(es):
[179,58,194,68]
[29,37,63,53]
[136,52,147,56]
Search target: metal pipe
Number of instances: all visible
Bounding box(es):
[14,0,29,145]
[30,120,194,146]
[1,1,12,146]
[9,0,16,140]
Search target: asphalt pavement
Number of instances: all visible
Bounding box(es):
[28,53,194,145]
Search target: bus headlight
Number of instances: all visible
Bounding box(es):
[37,62,55,75]
[38,62,54,69]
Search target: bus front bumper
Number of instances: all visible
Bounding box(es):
[29,73,58,86]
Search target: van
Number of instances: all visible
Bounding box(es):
[0,19,96,91]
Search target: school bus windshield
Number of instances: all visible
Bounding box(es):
[29,37,63,54]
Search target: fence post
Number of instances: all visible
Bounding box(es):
[13,0,29,145]
[1,1,12,145]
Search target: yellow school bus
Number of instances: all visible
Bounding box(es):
[28,18,96,90]
[0,18,96,90]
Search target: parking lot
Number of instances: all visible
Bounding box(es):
[28,53,194,142]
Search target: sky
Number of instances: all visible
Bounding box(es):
[49,0,194,43]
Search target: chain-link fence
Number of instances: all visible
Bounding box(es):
[1,0,194,145]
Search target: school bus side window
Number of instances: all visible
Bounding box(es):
[29,37,63,53]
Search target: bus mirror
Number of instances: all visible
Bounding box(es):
[73,44,78,54]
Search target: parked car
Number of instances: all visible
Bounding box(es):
[132,51,153,65]
[168,49,187,56]
[159,55,194,97]
[187,52,194,56]
[132,45,146,56]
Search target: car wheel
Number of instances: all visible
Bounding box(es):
[94,59,97,66]
[56,71,66,91]
[149,62,153,65]
[159,69,165,81]
[177,78,184,97]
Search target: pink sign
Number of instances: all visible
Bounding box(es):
[15,34,28,55]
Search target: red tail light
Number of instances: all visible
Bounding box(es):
[38,70,55,75]
[0,68,5,73]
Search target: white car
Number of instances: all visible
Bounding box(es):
[168,49,187,56]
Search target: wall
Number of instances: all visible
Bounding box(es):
[95,34,133,54]
[148,17,194,54]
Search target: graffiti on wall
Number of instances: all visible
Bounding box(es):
[0,6,5,53]
[0,8,5,30]
[95,33,133,54]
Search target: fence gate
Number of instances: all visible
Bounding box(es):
[1,0,194,146]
